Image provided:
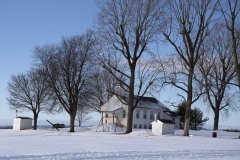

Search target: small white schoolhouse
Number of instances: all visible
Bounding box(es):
[100,94,180,130]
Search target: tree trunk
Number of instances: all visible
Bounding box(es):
[125,68,135,134]
[126,102,133,133]
[33,113,38,130]
[184,68,193,136]
[69,113,75,132]
[213,111,219,131]
[184,105,190,136]
[126,86,134,134]
[194,110,197,130]
[230,17,240,87]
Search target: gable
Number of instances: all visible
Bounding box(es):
[100,95,125,112]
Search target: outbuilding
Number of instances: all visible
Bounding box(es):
[13,117,32,130]
[151,119,175,135]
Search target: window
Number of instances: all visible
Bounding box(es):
[143,110,147,119]
[138,124,142,129]
[134,124,137,128]
[136,114,139,118]
[136,110,140,119]
[105,119,107,124]
[150,112,154,120]
[123,109,126,118]
[144,125,147,129]
[105,113,108,118]
[149,125,152,129]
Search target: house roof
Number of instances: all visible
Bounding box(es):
[159,119,175,124]
[120,95,159,104]
[101,106,122,112]
[15,117,32,120]
[100,95,124,112]
[135,96,159,103]
[164,110,178,117]
[101,95,170,112]
[132,96,169,110]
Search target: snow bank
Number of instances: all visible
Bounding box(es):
[0,127,239,160]
[128,129,152,137]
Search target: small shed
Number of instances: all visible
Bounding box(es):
[13,117,32,130]
[151,119,175,135]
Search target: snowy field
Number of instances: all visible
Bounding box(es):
[0,125,239,160]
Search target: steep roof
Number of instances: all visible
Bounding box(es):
[101,95,170,112]
[159,119,175,124]
[136,96,159,103]
[164,110,179,117]
[133,96,169,110]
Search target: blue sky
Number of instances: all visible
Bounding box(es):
[0,0,239,129]
[0,0,98,124]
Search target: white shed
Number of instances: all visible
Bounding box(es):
[13,117,32,130]
[151,119,175,135]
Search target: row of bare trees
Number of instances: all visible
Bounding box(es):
[161,0,239,135]
[95,0,240,135]
[7,0,240,135]
[7,32,117,132]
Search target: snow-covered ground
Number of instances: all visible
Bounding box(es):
[0,125,239,160]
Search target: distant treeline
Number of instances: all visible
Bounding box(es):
[223,129,240,133]
[0,126,13,129]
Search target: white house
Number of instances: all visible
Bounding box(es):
[100,95,180,129]
[13,117,32,130]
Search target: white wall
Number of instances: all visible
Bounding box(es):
[117,106,128,127]
[151,120,163,135]
[13,118,32,130]
[173,117,181,129]
[162,123,175,134]
[151,120,174,135]
[132,109,174,129]
[13,118,20,130]
[102,107,128,127]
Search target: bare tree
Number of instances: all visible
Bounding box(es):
[35,32,95,132]
[7,69,50,130]
[76,104,91,127]
[219,0,240,86]
[198,27,237,130]
[87,68,117,112]
[162,0,218,136]
[96,0,164,133]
